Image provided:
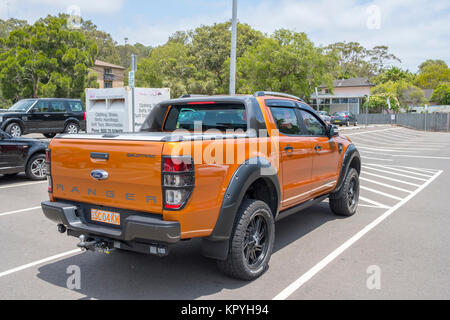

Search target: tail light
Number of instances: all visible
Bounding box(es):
[83,112,86,121]
[162,156,195,210]
[45,149,52,193]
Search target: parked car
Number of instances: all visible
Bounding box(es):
[318,111,332,124]
[0,129,48,180]
[0,98,86,138]
[41,91,361,280]
[331,111,358,126]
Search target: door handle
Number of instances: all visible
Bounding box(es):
[284,146,294,153]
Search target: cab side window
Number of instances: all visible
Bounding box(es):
[50,101,67,113]
[299,110,327,136]
[34,100,49,113]
[270,107,301,135]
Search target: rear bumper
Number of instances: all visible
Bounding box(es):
[41,201,181,244]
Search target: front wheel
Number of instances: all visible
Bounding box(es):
[25,154,47,181]
[330,168,360,216]
[217,200,275,281]
[6,123,22,137]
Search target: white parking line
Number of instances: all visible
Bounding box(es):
[0,206,41,218]
[365,164,434,178]
[359,177,413,194]
[0,249,82,279]
[386,165,439,174]
[361,156,392,162]
[360,186,403,200]
[362,166,428,182]
[361,171,421,187]
[0,181,47,190]
[345,128,403,136]
[273,170,443,300]
[392,155,450,160]
[359,196,391,209]
[357,146,434,152]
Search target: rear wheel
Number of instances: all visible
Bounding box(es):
[217,200,275,281]
[330,168,360,216]
[25,154,47,181]
[65,122,80,134]
[6,123,22,137]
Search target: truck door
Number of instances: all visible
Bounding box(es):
[298,109,340,197]
[268,105,314,209]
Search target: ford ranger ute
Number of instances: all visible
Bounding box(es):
[41,91,361,280]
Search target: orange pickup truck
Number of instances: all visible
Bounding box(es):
[42,92,361,280]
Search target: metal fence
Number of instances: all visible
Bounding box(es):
[356,113,450,132]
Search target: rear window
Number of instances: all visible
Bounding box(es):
[164,104,247,131]
[68,101,83,112]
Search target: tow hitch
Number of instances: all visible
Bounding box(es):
[77,235,113,254]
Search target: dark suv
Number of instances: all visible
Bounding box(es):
[0,98,86,138]
[0,129,48,180]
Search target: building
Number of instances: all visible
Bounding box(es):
[310,78,374,115]
[90,60,126,89]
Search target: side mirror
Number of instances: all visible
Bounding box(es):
[30,107,39,113]
[328,125,339,137]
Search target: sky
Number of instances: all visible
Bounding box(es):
[1,0,449,72]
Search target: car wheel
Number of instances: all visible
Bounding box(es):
[6,123,22,137]
[43,133,56,139]
[65,123,80,134]
[217,200,275,281]
[330,168,360,217]
[25,154,47,181]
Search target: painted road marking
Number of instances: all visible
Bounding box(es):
[273,170,443,300]
[362,166,428,182]
[0,249,82,279]
[0,207,41,218]
[361,156,393,162]
[360,186,403,201]
[365,164,434,178]
[359,177,413,194]
[392,155,450,160]
[359,196,391,209]
[361,171,421,187]
[0,181,47,190]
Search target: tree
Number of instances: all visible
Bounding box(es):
[431,83,450,105]
[0,18,28,38]
[0,15,98,102]
[237,30,338,99]
[325,42,400,79]
[415,60,450,89]
[371,79,427,111]
[372,66,415,85]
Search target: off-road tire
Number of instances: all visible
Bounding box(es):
[330,168,360,216]
[25,153,47,181]
[217,200,275,281]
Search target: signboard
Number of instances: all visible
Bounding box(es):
[85,87,170,134]
[134,88,171,132]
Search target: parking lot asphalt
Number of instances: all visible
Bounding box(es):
[0,125,449,300]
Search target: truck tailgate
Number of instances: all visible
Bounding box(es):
[49,138,164,214]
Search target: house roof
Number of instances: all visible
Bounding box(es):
[319,77,374,88]
[94,60,126,70]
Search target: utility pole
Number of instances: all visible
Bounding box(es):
[229,0,238,95]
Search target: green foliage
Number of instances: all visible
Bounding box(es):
[372,79,427,110]
[372,67,415,84]
[325,42,401,79]
[415,60,450,89]
[0,18,28,38]
[431,83,450,105]
[0,15,97,102]
[237,30,337,99]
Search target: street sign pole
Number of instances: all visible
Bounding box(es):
[425,104,428,132]
[130,54,137,132]
[229,0,238,95]
[315,87,320,112]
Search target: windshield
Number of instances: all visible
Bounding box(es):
[9,100,37,112]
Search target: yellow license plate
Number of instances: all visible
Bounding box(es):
[91,209,121,226]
